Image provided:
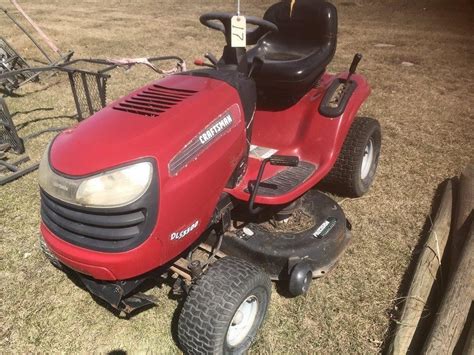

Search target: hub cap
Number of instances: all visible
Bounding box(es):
[360,139,374,180]
[226,295,259,347]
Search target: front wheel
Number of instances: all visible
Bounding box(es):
[178,256,272,354]
[321,116,382,197]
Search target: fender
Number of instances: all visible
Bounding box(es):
[226,72,371,205]
[314,72,372,178]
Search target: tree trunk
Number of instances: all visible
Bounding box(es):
[389,181,453,354]
[422,222,473,354]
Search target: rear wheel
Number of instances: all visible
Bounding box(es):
[322,116,381,197]
[178,256,271,354]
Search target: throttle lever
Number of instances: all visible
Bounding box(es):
[205,53,218,66]
[346,53,362,82]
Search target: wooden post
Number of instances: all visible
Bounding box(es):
[389,181,453,354]
[461,317,473,355]
[422,222,473,354]
[449,163,473,271]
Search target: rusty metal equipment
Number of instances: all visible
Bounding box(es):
[0,97,38,185]
[0,96,23,153]
[0,3,185,185]
[1,4,74,94]
[0,56,184,120]
[0,37,36,94]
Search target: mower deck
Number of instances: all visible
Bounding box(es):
[210,190,351,280]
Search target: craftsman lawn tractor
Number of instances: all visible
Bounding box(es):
[38,0,381,353]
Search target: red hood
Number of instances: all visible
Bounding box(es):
[49,74,235,176]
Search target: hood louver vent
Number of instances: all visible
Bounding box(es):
[113,84,197,117]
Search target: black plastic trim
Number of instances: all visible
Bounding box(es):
[112,84,196,118]
[179,70,256,125]
[40,160,159,253]
[41,195,145,227]
[319,79,357,118]
[41,202,141,240]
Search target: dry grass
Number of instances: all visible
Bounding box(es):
[1,0,473,353]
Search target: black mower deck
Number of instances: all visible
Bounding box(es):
[212,190,351,280]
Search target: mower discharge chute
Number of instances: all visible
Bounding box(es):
[38,1,382,353]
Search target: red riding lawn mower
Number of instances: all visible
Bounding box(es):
[38,0,381,353]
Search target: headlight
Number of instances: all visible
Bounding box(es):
[39,146,153,208]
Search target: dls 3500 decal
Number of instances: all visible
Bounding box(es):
[170,220,199,240]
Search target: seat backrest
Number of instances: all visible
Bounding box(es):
[247,1,338,109]
[263,0,337,44]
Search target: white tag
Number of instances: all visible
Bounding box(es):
[231,16,246,48]
[249,145,278,160]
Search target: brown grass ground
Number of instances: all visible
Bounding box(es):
[0,0,473,353]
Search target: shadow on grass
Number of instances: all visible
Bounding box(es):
[16,114,76,131]
[11,107,54,118]
[381,178,454,354]
[1,77,63,98]
[61,266,187,351]
[1,89,22,98]
[108,350,127,355]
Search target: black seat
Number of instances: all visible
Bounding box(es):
[247,0,337,100]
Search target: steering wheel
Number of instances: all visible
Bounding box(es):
[200,12,278,46]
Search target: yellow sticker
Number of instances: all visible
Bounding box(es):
[231,16,246,48]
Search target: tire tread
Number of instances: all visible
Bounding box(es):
[178,256,271,354]
[321,116,381,197]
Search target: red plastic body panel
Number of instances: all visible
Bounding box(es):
[41,70,370,281]
[225,72,370,204]
[44,75,247,280]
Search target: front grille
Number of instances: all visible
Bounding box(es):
[113,84,197,117]
[40,185,158,252]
